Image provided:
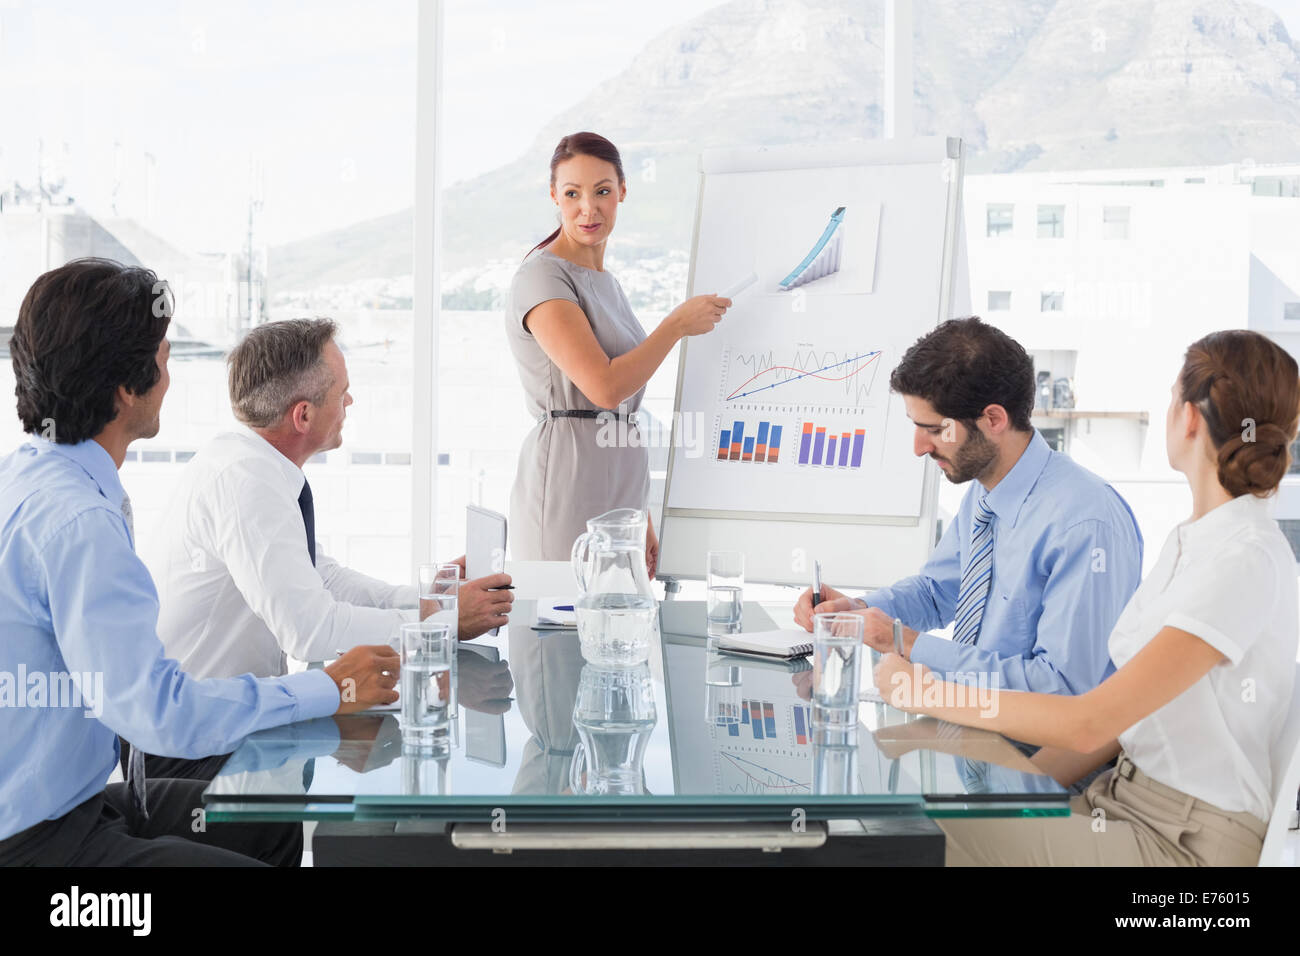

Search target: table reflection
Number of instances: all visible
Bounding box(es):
[509,627,584,795]
[205,601,1069,818]
[570,664,657,796]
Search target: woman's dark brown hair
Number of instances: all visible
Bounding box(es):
[1179,330,1300,498]
[527,131,626,257]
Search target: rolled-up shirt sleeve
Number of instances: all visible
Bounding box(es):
[39,508,339,759]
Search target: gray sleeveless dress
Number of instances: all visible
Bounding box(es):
[504,248,651,561]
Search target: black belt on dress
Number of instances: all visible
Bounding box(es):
[543,409,638,423]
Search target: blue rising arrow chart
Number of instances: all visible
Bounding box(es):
[779,206,846,291]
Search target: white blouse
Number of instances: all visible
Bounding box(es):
[1108,494,1298,822]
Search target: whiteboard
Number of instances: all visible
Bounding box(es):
[659,137,968,589]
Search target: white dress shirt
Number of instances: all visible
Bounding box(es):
[145,426,417,680]
[1108,493,1298,822]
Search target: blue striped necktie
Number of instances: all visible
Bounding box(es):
[953,496,996,646]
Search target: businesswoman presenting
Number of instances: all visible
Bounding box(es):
[505,131,730,571]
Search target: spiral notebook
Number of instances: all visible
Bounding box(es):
[715,628,814,661]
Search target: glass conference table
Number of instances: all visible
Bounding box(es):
[203,600,1070,865]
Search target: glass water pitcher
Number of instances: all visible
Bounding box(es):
[570,508,657,666]
[569,664,658,796]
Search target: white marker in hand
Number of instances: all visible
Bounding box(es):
[718,272,758,300]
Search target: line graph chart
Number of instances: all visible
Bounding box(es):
[720,345,884,414]
[715,751,810,795]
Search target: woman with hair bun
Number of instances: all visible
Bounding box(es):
[503,131,731,570]
[876,329,1300,865]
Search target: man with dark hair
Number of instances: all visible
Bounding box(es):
[796,317,1143,700]
[0,259,398,865]
[138,318,512,780]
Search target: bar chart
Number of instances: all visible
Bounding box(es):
[796,421,866,469]
[792,704,812,745]
[721,699,781,740]
[715,419,785,464]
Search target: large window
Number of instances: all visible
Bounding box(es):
[0,2,417,583]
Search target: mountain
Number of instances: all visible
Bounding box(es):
[269,0,1300,294]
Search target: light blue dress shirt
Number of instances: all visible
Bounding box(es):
[0,437,340,841]
[865,430,1143,694]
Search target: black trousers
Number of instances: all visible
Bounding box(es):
[0,777,301,866]
[107,739,305,866]
[118,739,233,783]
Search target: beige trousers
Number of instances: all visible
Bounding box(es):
[939,753,1267,866]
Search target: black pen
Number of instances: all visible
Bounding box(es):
[812,560,823,608]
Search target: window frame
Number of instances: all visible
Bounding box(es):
[986,203,1014,238]
[1037,204,1065,239]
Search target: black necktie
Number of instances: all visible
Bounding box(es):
[121,494,148,822]
[298,478,317,791]
[298,479,316,566]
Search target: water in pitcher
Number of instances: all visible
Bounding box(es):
[574,593,657,667]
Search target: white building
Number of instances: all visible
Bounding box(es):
[962,162,1300,572]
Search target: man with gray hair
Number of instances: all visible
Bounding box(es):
[140,318,512,779]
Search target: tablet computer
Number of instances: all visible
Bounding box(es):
[466,505,508,636]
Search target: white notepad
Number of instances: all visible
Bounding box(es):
[533,598,577,629]
[715,628,813,660]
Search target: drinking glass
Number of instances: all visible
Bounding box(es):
[706,550,744,636]
[419,563,460,640]
[398,621,453,754]
[812,612,863,731]
[420,563,460,720]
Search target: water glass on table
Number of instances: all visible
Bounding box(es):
[706,550,744,637]
[419,563,460,639]
[419,563,460,723]
[398,621,453,755]
[812,612,864,732]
